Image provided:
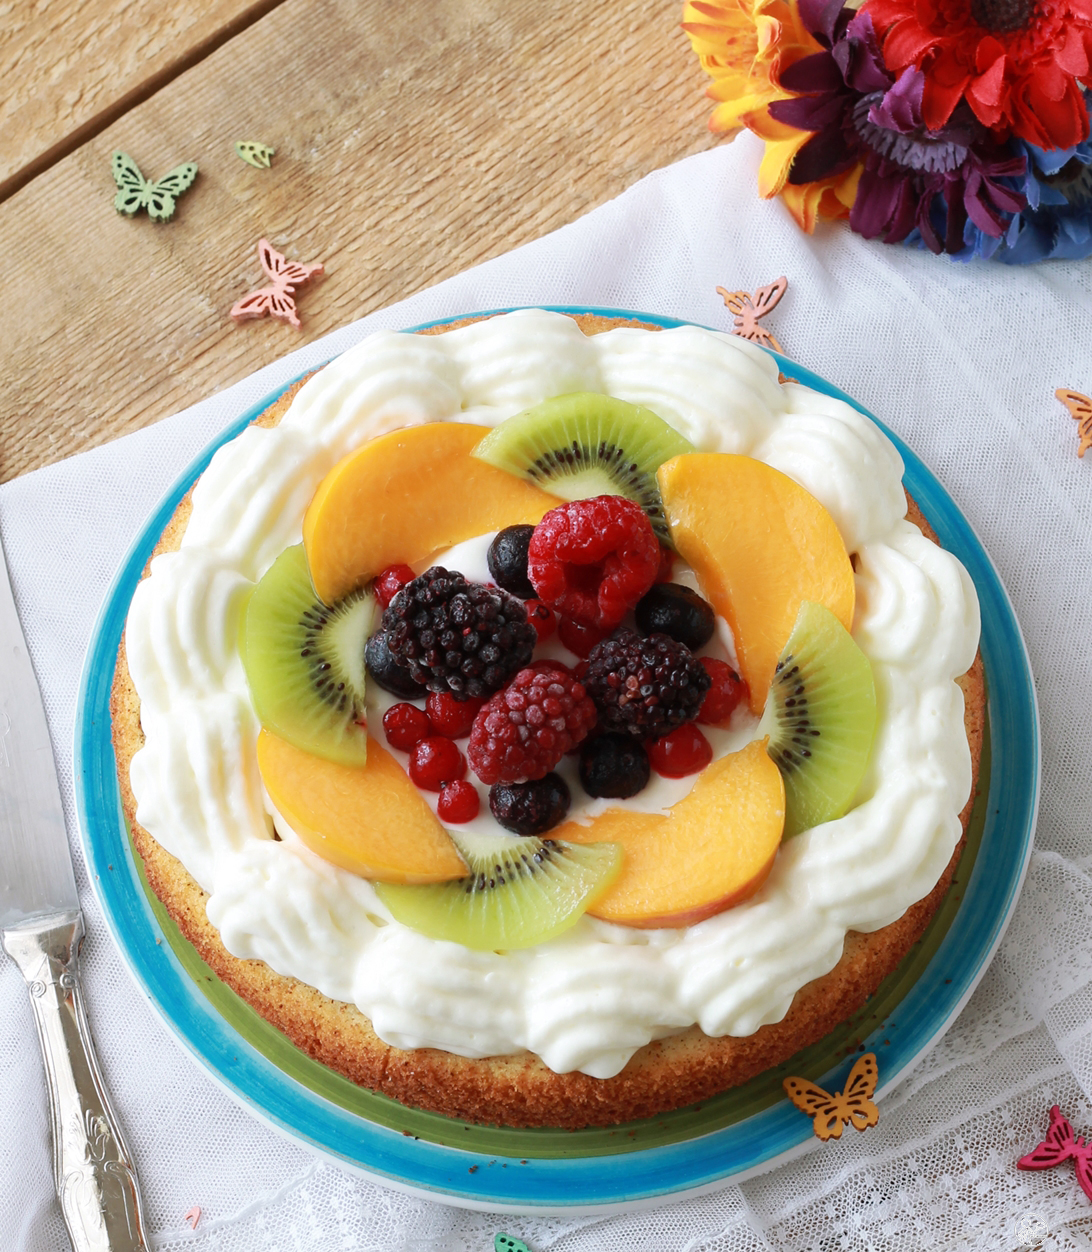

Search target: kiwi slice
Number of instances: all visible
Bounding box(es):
[374,831,622,950]
[758,600,878,839]
[240,544,377,766]
[471,392,694,545]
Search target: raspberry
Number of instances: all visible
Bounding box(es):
[467,665,598,785]
[384,566,536,700]
[527,496,659,629]
[426,691,485,739]
[583,628,711,739]
[382,702,431,751]
[409,736,466,791]
[375,563,416,609]
[647,724,713,777]
[437,779,480,823]
[697,658,748,725]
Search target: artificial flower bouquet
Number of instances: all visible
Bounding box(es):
[684,0,1092,260]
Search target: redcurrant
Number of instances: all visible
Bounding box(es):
[382,702,431,751]
[375,563,416,609]
[408,736,466,791]
[437,779,480,823]
[646,724,713,778]
[425,691,485,739]
[697,658,748,725]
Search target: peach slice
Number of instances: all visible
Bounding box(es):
[556,740,785,927]
[304,423,560,604]
[657,453,854,712]
[257,729,467,883]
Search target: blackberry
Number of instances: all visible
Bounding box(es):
[487,525,536,599]
[578,732,650,799]
[489,773,571,835]
[583,628,711,739]
[383,567,536,700]
[635,583,716,651]
[365,629,428,699]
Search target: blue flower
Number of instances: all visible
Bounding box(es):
[957,93,1092,263]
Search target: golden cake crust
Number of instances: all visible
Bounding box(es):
[110,314,985,1130]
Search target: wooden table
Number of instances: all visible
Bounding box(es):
[0,0,719,484]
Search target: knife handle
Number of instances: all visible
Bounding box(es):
[3,912,149,1252]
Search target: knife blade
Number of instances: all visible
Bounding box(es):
[0,531,148,1251]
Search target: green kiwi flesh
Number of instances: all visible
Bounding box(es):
[375,832,622,950]
[758,600,877,839]
[240,544,377,766]
[471,392,694,545]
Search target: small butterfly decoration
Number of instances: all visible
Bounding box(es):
[230,238,324,330]
[1056,389,1092,458]
[111,151,198,222]
[783,1051,880,1141]
[235,141,275,169]
[183,1205,201,1230]
[717,275,788,353]
[495,1236,531,1252]
[1018,1105,1092,1203]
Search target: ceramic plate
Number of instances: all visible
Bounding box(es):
[76,308,1038,1214]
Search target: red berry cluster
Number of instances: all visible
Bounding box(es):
[467,664,597,785]
[527,495,660,631]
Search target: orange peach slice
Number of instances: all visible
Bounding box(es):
[257,729,467,883]
[657,453,854,712]
[304,423,560,604]
[557,740,785,928]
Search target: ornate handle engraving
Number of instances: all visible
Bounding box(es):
[3,912,149,1251]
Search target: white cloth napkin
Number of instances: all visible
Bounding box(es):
[3,136,1092,1252]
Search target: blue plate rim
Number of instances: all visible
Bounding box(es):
[74,306,1039,1213]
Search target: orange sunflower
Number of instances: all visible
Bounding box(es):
[684,0,854,226]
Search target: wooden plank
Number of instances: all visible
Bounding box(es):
[0,0,722,483]
[0,0,286,198]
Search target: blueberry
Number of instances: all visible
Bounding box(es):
[489,773,570,835]
[634,583,716,651]
[579,733,651,799]
[365,630,428,699]
[487,525,536,599]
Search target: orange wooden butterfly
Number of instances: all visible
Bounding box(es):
[231,238,323,329]
[783,1052,880,1141]
[1057,389,1092,458]
[716,276,788,353]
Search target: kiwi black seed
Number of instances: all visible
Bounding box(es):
[373,830,623,950]
[471,392,695,546]
[240,544,377,765]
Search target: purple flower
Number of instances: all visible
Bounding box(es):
[767,5,1027,254]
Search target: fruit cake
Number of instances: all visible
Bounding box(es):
[110,310,984,1128]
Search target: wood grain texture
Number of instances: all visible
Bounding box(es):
[0,0,285,198]
[0,0,721,483]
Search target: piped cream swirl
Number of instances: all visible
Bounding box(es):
[125,310,980,1078]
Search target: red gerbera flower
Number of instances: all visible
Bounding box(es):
[864,0,1092,148]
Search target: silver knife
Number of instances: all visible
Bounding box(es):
[0,531,148,1251]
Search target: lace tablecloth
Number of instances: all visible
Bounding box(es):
[3,136,1092,1251]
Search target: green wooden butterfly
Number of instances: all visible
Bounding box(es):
[495,1236,531,1252]
[235,141,275,169]
[111,151,198,222]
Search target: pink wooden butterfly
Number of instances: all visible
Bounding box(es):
[231,238,323,329]
[716,276,788,353]
[1017,1105,1092,1202]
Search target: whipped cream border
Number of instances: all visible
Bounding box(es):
[124,310,981,1079]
